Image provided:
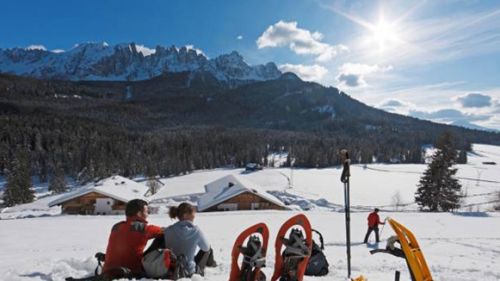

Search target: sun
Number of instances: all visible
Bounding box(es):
[326,4,411,55]
[371,17,399,51]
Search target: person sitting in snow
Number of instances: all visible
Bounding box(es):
[103,199,163,278]
[385,235,405,258]
[363,208,385,243]
[163,202,216,276]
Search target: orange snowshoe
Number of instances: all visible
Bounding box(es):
[271,214,313,281]
[229,223,270,281]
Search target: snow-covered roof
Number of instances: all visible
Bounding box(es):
[197,174,286,211]
[48,175,149,207]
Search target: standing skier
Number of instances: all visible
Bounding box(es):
[363,208,385,243]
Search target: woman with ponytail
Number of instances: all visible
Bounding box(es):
[163,202,214,276]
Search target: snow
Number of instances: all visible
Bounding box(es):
[136,45,156,57]
[197,174,286,211]
[1,144,498,219]
[25,45,47,51]
[0,212,499,281]
[0,43,280,82]
[1,144,500,280]
[185,45,206,57]
[314,105,336,119]
[48,176,149,208]
[149,144,500,212]
[0,195,62,219]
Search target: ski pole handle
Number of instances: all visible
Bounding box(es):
[340,149,350,183]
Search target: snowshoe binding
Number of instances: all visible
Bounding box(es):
[229,223,269,281]
[271,214,312,281]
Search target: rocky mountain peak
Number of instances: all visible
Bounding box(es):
[0,42,281,83]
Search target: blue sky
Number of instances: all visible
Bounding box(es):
[1,0,500,130]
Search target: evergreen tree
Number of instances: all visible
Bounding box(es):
[457,150,467,164]
[3,149,34,206]
[49,165,67,194]
[415,132,462,211]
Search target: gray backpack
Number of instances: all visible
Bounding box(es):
[142,248,175,278]
[142,248,191,279]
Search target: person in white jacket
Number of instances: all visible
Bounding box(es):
[164,202,213,275]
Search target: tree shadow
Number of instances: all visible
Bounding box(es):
[452,212,490,217]
[19,272,51,281]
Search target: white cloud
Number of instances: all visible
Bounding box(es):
[51,49,65,53]
[339,63,393,75]
[381,99,404,107]
[376,99,415,115]
[369,85,500,130]
[237,35,243,40]
[25,45,47,51]
[409,108,491,123]
[279,64,328,82]
[257,20,348,62]
[336,63,392,87]
[375,97,496,130]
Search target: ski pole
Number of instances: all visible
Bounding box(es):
[379,217,389,239]
[340,149,351,279]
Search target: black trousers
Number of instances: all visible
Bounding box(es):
[364,226,379,243]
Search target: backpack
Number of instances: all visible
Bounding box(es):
[142,248,176,278]
[305,229,329,276]
[142,237,192,280]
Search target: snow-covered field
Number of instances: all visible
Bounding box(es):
[1,211,499,281]
[1,144,499,280]
[150,144,500,212]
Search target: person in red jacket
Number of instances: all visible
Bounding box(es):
[103,199,163,278]
[363,208,385,243]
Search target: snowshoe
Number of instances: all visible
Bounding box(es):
[271,214,312,281]
[229,223,270,281]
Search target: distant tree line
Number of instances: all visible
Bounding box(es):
[1,73,490,207]
[0,113,451,186]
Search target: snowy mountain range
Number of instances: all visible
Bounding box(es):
[0,42,281,82]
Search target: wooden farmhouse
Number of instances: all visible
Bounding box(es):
[48,175,149,215]
[197,174,288,212]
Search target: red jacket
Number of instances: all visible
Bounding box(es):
[103,216,163,274]
[367,212,383,227]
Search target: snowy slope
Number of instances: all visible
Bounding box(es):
[150,144,500,212]
[1,212,499,281]
[0,144,499,280]
[2,144,499,219]
[0,43,281,82]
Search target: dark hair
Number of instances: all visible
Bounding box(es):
[374,208,380,212]
[126,199,148,217]
[169,202,195,220]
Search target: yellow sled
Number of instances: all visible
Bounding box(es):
[388,218,433,281]
[368,218,433,281]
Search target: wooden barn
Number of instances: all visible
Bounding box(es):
[197,174,288,212]
[48,175,149,215]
